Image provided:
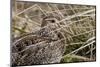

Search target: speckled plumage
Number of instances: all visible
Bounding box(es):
[11,15,65,66]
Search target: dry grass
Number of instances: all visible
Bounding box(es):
[11,0,96,63]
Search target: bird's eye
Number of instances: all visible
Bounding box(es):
[51,20,55,23]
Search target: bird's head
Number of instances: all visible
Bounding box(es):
[41,15,62,31]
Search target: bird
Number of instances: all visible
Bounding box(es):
[11,14,66,66]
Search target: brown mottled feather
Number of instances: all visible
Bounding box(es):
[11,15,65,66]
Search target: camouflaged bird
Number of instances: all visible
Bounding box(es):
[11,14,65,66]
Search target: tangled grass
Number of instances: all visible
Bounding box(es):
[11,0,96,63]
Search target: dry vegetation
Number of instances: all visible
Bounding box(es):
[11,0,96,64]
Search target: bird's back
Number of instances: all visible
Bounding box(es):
[11,27,65,66]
